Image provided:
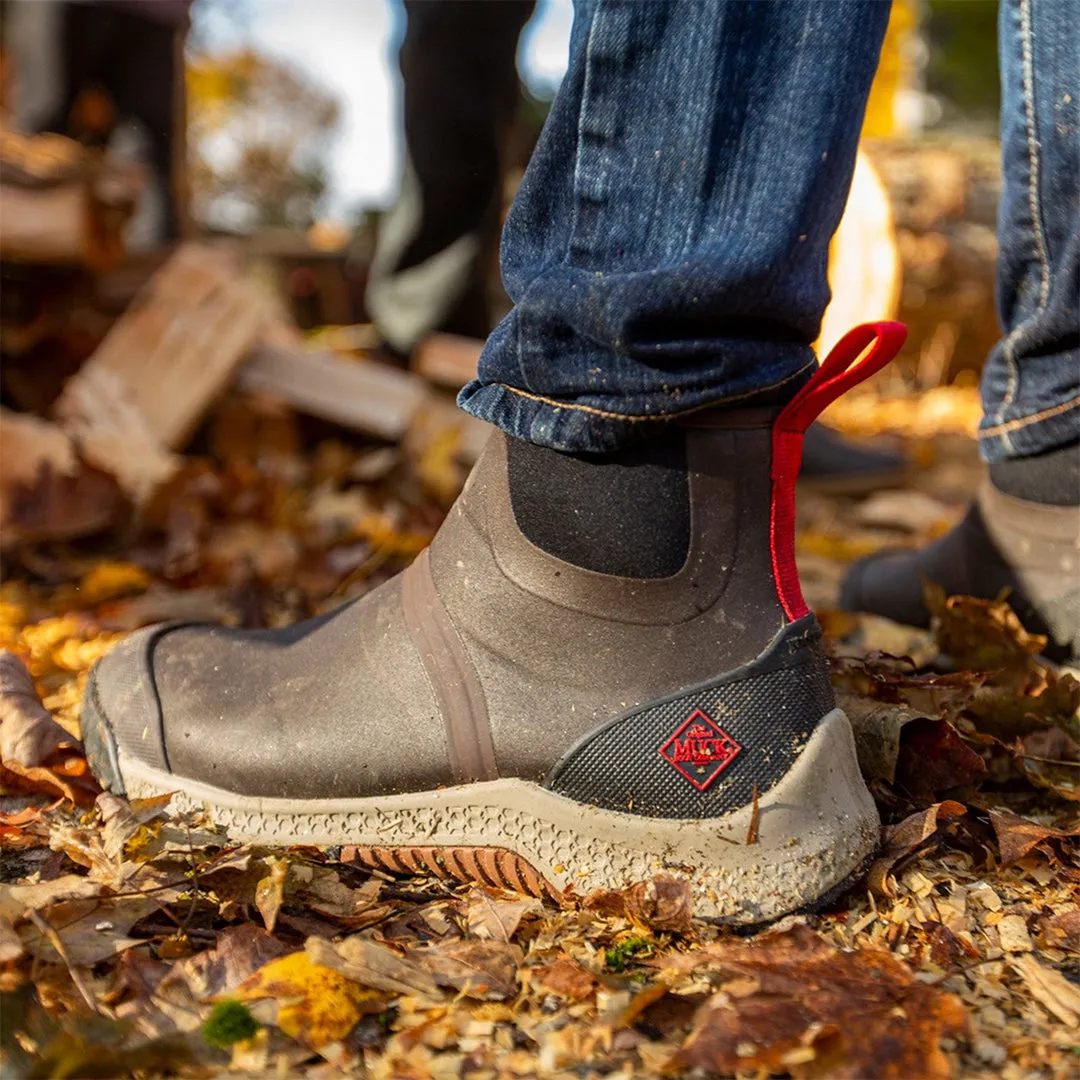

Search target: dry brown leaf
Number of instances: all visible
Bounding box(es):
[416,938,520,1000]
[893,716,986,804]
[464,887,542,943]
[287,863,385,924]
[0,650,75,766]
[926,584,1046,672]
[868,800,968,897]
[17,895,156,966]
[167,923,293,1001]
[0,800,59,850]
[1038,908,1080,953]
[254,855,288,933]
[986,807,1079,867]
[0,754,102,807]
[532,955,598,1002]
[306,934,441,998]
[0,913,26,963]
[1014,726,1080,801]
[583,874,693,934]
[665,924,967,1079]
[0,874,103,920]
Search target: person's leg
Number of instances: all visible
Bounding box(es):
[460,0,890,451]
[108,10,181,240]
[366,0,535,358]
[842,0,1080,661]
[84,0,895,922]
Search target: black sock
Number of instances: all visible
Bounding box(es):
[990,440,1080,506]
[506,434,690,578]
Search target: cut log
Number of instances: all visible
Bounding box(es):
[238,344,491,461]
[0,409,123,547]
[0,129,142,269]
[52,244,271,501]
[0,183,92,265]
[412,333,483,389]
[238,345,429,442]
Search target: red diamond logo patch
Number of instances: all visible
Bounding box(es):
[659,709,741,791]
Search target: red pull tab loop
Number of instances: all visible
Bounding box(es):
[776,321,908,437]
[770,321,907,621]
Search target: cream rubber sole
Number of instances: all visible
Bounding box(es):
[118,708,878,923]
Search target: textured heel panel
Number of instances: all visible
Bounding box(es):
[544,617,834,819]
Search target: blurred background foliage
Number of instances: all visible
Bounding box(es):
[181,0,1002,235]
[187,47,341,232]
[925,0,1000,128]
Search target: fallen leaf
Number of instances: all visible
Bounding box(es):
[306,934,440,998]
[465,887,542,943]
[97,791,173,860]
[868,800,968,896]
[0,800,60,850]
[18,895,156,966]
[831,655,984,720]
[232,949,384,1048]
[0,651,75,767]
[893,717,986,805]
[584,874,693,934]
[287,863,385,924]
[532,955,598,1001]
[967,673,1080,748]
[927,584,1046,672]
[839,695,918,785]
[0,754,101,807]
[254,855,287,933]
[416,938,520,1000]
[665,924,967,1079]
[1014,726,1080,801]
[0,913,25,963]
[77,562,151,606]
[986,808,1079,867]
[1037,908,1080,952]
[168,924,293,1001]
[0,874,103,921]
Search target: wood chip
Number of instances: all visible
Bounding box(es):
[1011,955,1080,1028]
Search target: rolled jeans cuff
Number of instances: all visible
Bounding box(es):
[978,385,1080,462]
[459,360,816,453]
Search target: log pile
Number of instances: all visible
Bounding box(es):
[0,132,490,550]
[0,128,143,269]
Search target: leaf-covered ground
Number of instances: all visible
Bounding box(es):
[1,385,1078,1079]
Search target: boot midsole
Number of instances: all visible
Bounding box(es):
[116,708,878,923]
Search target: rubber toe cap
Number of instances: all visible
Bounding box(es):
[81,625,174,793]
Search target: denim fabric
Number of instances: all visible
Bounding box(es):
[459,0,889,452]
[979,0,1080,461]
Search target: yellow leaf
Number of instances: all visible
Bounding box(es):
[78,561,151,605]
[231,951,384,1047]
[797,530,887,562]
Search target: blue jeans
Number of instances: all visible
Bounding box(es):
[980,0,1079,461]
[460,0,1079,459]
